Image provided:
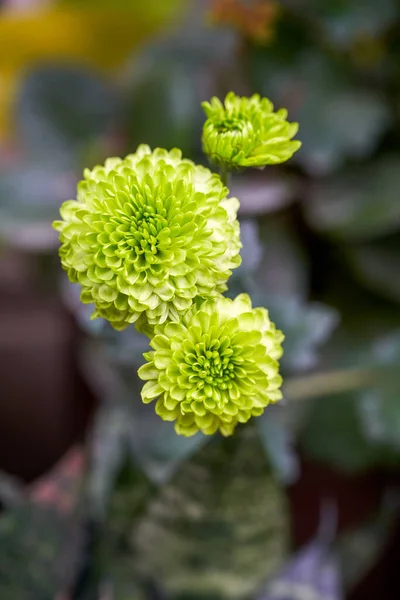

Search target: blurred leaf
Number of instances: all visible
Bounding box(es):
[249,50,390,175]
[0,503,82,600]
[257,405,300,486]
[236,218,265,274]
[0,6,186,138]
[299,391,398,473]
[124,60,203,159]
[299,392,382,473]
[123,27,236,159]
[344,237,400,301]
[359,377,400,451]
[335,498,399,591]
[304,158,400,241]
[15,66,116,168]
[127,401,206,485]
[134,427,289,599]
[232,214,309,302]
[101,458,154,588]
[258,540,343,600]
[0,471,25,508]
[268,297,340,373]
[295,288,400,472]
[317,280,400,372]
[0,166,75,250]
[283,0,396,48]
[231,215,337,373]
[71,456,154,600]
[231,173,299,217]
[86,403,131,522]
[257,215,309,300]
[79,332,207,487]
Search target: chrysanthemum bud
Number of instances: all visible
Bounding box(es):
[202,91,301,169]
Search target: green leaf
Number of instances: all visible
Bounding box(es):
[257,406,300,485]
[298,392,383,473]
[295,289,400,472]
[231,216,337,373]
[133,427,289,599]
[231,173,299,217]
[123,29,236,161]
[0,471,25,508]
[344,237,400,301]
[89,458,154,600]
[357,332,400,450]
[316,281,400,371]
[304,158,400,241]
[80,332,207,486]
[267,297,340,373]
[86,402,131,522]
[335,499,398,591]
[359,382,400,453]
[15,65,116,168]
[0,504,82,599]
[249,50,390,175]
[231,214,309,302]
[285,0,396,48]
[0,166,75,250]
[127,400,207,485]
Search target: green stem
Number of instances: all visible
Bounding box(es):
[219,164,231,187]
[283,365,394,402]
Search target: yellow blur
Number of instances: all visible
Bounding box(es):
[0,3,185,139]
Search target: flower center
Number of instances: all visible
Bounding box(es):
[187,340,236,391]
[129,204,168,256]
[215,116,245,133]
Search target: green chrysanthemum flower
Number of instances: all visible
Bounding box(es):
[202,92,301,169]
[138,293,284,437]
[53,145,241,332]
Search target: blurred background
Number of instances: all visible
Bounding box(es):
[1,0,400,598]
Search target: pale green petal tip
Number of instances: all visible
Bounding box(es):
[54,144,241,332]
[201,91,301,169]
[138,294,284,437]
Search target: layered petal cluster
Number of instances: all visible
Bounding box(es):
[202,92,301,169]
[138,294,284,436]
[53,145,241,332]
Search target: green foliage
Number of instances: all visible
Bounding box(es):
[133,427,289,599]
[305,158,400,240]
[299,392,386,472]
[249,50,390,175]
[335,499,399,590]
[0,504,82,600]
[344,237,400,302]
[15,66,116,169]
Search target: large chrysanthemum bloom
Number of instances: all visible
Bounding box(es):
[202,92,301,169]
[138,294,284,436]
[53,145,241,332]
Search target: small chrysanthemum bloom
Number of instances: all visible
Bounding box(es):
[138,294,284,437]
[53,145,241,332]
[202,92,301,169]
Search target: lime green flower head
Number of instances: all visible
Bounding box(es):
[53,145,242,332]
[138,293,284,437]
[202,91,301,169]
